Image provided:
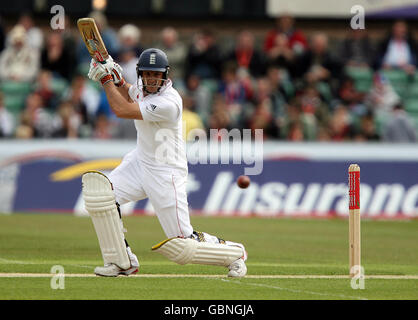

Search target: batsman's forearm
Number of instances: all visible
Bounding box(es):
[103,82,142,119]
[116,82,132,102]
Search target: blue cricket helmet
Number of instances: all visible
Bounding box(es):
[136,48,170,78]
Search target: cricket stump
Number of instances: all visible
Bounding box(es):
[348,164,361,277]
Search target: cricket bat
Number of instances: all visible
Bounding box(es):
[77,18,109,63]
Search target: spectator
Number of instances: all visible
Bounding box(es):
[283,97,318,141]
[316,124,332,141]
[266,33,295,75]
[208,94,231,132]
[34,70,60,110]
[118,48,139,85]
[286,120,305,141]
[328,104,355,141]
[183,74,212,128]
[218,62,251,128]
[118,24,142,53]
[41,31,74,81]
[77,11,120,65]
[182,94,205,141]
[93,113,114,139]
[268,33,295,74]
[17,13,44,50]
[265,66,289,132]
[339,76,365,105]
[157,27,187,86]
[250,76,286,139]
[294,33,342,84]
[117,24,143,84]
[281,102,316,141]
[338,76,367,115]
[220,62,252,103]
[52,101,81,138]
[15,111,35,139]
[355,111,380,141]
[248,80,280,139]
[375,20,417,74]
[0,92,15,137]
[340,29,374,68]
[252,77,273,106]
[64,74,100,134]
[185,29,222,80]
[224,30,266,78]
[0,25,40,82]
[56,15,78,79]
[113,118,137,140]
[285,98,317,141]
[264,15,308,56]
[364,72,400,116]
[296,84,330,128]
[266,64,293,103]
[22,92,60,138]
[95,90,132,139]
[382,104,417,142]
[95,90,116,120]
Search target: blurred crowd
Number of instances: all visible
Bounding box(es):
[0,11,417,142]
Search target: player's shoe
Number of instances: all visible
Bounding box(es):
[227,258,247,277]
[94,263,138,277]
[94,246,139,277]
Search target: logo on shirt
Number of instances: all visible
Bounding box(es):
[147,104,158,112]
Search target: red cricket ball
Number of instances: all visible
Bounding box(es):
[237,175,251,189]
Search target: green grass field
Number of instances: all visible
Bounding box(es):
[0,214,417,300]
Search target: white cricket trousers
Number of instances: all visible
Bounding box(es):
[109,149,193,238]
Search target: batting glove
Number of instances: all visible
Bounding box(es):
[87,58,112,84]
[111,62,125,87]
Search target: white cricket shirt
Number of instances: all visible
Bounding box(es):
[128,79,188,175]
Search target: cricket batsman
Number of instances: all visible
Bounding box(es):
[83,48,247,277]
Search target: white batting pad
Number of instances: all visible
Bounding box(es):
[152,237,244,267]
[82,171,131,270]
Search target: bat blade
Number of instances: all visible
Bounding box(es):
[77,18,109,63]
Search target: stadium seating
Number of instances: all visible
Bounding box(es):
[0,81,33,116]
[405,98,418,113]
[404,73,418,111]
[50,78,69,100]
[201,79,219,94]
[381,69,409,99]
[316,81,333,103]
[405,75,418,98]
[345,66,373,93]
